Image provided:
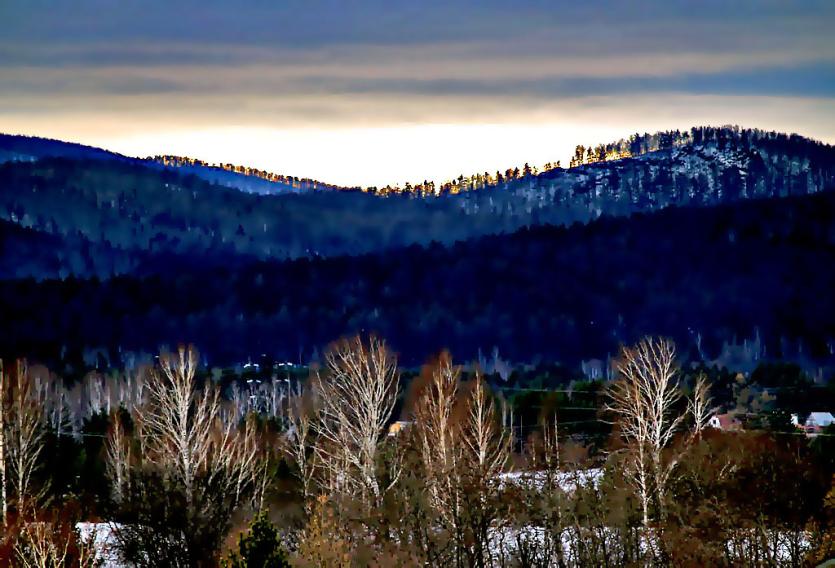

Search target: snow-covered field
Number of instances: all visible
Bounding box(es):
[497,467,603,493]
[491,468,814,565]
[487,524,813,566]
[76,522,126,568]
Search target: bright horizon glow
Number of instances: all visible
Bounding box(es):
[6,94,835,188]
[87,123,626,188]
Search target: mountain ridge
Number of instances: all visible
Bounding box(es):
[147,154,358,195]
[0,133,350,197]
[2,125,833,277]
[4,125,833,199]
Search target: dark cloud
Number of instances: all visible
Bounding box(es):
[2,1,833,58]
[0,0,833,135]
[295,62,835,100]
[6,58,832,102]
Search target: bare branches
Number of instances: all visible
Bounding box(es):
[101,345,269,564]
[0,360,6,528]
[413,352,462,527]
[607,337,682,527]
[688,373,715,437]
[14,521,72,568]
[313,335,400,508]
[141,345,219,509]
[108,345,262,521]
[409,356,511,566]
[287,394,318,503]
[105,413,131,505]
[0,359,51,526]
[6,360,48,514]
[610,338,683,451]
[462,374,509,479]
[224,413,264,508]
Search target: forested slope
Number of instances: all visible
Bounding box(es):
[3,188,834,368]
[1,127,833,278]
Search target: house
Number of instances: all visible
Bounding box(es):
[708,413,742,431]
[387,420,413,437]
[804,412,834,433]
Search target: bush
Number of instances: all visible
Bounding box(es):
[224,511,290,568]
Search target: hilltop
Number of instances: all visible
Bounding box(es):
[1,126,833,279]
[0,133,349,197]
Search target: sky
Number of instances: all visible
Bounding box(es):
[2,1,835,187]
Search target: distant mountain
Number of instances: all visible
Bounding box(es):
[456,125,835,220]
[0,157,458,275]
[2,187,834,369]
[0,133,127,163]
[567,125,830,167]
[1,126,834,279]
[147,155,356,195]
[0,133,349,197]
[343,125,835,197]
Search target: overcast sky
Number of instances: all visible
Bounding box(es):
[2,1,834,186]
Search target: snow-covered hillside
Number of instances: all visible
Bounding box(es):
[455,127,835,227]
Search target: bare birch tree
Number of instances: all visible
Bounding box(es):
[109,345,265,564]
[688,373,715,437]
[459,373,510,567]
[313,335,400,508]
[462,375,509,479]
[607,337,683,527]
[220,413,264,508]
[0,359,6,528]
[141,345,219,510]
[105,412,131,505]
[115,345,262,522]
[6,360,48,513]
[287,394,318,503]
[413,352,463,534]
